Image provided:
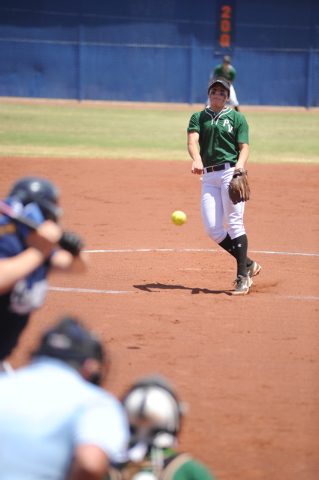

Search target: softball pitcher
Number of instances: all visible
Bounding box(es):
[188,78,261,295]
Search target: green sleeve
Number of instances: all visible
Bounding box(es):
[230,67,236,82]
[187,112,201,133]
[213,65,223,78]
[236,114,249,144]
[172,459,217,480]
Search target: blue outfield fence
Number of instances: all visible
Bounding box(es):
[0,0,318,106]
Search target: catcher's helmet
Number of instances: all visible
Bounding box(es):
[9,176,62,221]
[122,375,185,448]
[34,317,106,384]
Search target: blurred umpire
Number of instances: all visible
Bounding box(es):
[0,176,88,372]
[107,374,218,480]
[0,316,129,480]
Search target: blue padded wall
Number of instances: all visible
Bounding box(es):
[0,0,318,105]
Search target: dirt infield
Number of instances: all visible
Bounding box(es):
[2,156,319,480]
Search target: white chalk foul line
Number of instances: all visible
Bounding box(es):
[48,287,319,301]
[50,249,318,298]
[278,295,319,300]
[249,250,319,257]
[84,248,319,257]
[49,287,135,294]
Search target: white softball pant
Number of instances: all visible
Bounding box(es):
[200,163,246,243]
[229,84,239,108]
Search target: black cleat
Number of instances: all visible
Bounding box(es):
[231,275,251,295]
[247,261,262,280]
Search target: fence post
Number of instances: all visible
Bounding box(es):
[188,36,195,104]
[306,0,315,108]
[306,47,313,108]
[77,0,83,101]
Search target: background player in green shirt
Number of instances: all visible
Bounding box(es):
[107,375,217,480]
[188,78,261,295]
[207,55,240,112]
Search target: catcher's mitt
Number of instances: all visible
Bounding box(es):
[228,168,251,205]
[58,231,83,256]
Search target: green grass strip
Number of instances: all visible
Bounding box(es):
[0,103,318,163]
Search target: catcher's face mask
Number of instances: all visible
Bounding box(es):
[121,375,186,449]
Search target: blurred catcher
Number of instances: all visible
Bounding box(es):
[0,176,88,373]
[0,316,129,480]
[107,374,217,480]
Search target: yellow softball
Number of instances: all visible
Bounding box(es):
[172,211,187,226]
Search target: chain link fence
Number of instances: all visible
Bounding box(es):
[0,1,318,106]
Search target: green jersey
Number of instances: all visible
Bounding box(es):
[187,107,249,168]
[211,64,236,83]
[107,450,216,480]
[171,456,215,480]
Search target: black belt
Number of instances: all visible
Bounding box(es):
[205,164,226,173]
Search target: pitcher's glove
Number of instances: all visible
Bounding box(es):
[228,168,251,205]
[58,231,83,256]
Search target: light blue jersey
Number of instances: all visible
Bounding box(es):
[0,357,129,480]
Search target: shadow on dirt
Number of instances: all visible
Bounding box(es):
[133,282,228,295]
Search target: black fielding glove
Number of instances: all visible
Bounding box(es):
[58,231,83,256]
